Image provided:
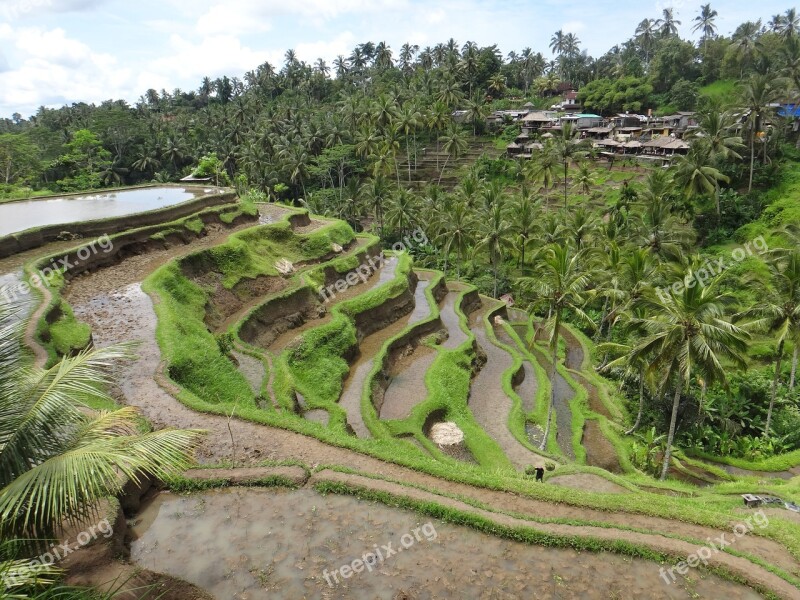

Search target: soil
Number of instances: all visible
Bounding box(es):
[59,284,800,593]
[230,350,265,395]
[438,289,469,349]
[548,473,629,494]
[529,344,576,460]
[128,486,764,600]
[495,325,538,414]
[582,419,623,473]
[339,277,433,438]
[468,302,546,470]
[379,344,436,421]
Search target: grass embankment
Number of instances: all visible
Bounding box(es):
[146,210,354,409]
[27,199,257,366]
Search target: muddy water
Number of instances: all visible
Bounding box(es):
[0,187,207,237]
[529,345,576,460]
[0,271,38,321]
[129,487,762,600]
[232,350,265,396]
[495,325,538,415]
[438,290,469,350]
[268,256,399,354]
[339,277,433,438]
[379,345,436,421]
[468,303,543,470]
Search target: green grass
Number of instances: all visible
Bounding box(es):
[147,210,357,409]
[699,79,737,102]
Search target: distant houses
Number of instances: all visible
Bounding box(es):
[485,102,697,163]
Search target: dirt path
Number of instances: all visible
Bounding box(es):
[468,304,545,470]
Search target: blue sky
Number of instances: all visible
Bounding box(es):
[0,0,792,117]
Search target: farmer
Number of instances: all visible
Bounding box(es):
[535,467,545,482]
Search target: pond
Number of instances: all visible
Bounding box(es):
[0,186,213,237]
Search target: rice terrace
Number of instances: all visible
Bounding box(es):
[3,2,800,599]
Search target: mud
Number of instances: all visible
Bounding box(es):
[339,276,433,438]
[64,205,284,309]
[438,289,469,349]
[529,342,576,460]
[379,344,436,421]
[549,473,629,494]
[468,302,544,470]
[231,350,265,396]
[581,419,623,473]
[129,487,762,600]
[252,250,394,355]
[61,277,800,593]
[495,325,538,414]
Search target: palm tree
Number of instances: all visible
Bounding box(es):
[464,96,488,136]
[692,4,719,48]
[553,123,586,209]
[731,21,762,77]
[631,275,749,480]
[549,30,566,56]
[436,199,473,278]
[526,145,559,193]
[672,141,730,218]
[572,161,595,196]
[739,75,781,192]
[522,245,592,450]
[779,8,800,39]
[511,189,539,269]
[0,307,201,547]
[657,8,681,38]
[686,109,744,161]
[438,124,469,185]
[361,175,390,238]
[636,18,658,65]
[487,74,507,97]
[385,188,419,239]
[739,249,800,435]
[475,200,513,297]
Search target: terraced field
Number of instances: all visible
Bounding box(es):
[10,194,800,599]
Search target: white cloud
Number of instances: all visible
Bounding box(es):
[0,24,134,112]
[294,32,356,64]
[561,20,586,34]
[195,3,272,36]
[142,33,272,85]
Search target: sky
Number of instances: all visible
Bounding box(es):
[0,0,792,117]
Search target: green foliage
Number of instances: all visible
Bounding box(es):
[577,76,653,113]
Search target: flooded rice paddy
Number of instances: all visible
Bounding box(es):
[130,487,763,600]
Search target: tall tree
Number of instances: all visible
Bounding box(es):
[631,274,749,479]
